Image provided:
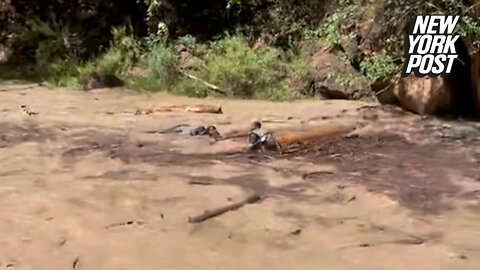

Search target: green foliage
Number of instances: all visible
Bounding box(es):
[29,29,305,100]
[317,7,354,46]
[177,35,208,57]
[8,0,480,102]
[9,16,82,85]
[145,42,178,89]
[127,32,178,92]
[143,0,165,35]
[177,35,197,52]
[329,54,364,88]
[195,35,290,99]
[287,53,310,79]
[423,0,480,37]
[93,49,126,75]
[333,72,364,88]
[41,60,81,87]
[359,53,399,82]
[37,26,142,87]
[458,16,480,37]
[329,51,398,89]
[97,26,141,75]
[10,15,78,69]
[315,0,378,47]
[30,19,71,66]
[172,78,210,98]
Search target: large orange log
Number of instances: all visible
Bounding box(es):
[273,125,353,148]
[185,104,223,114]
[153,104,223,114]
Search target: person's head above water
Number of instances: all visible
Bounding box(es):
[250,121,261,130]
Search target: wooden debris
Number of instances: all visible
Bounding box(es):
[338,237,425,250]
[153,104,223,114]
[147,104,186,112]
[188,193,262,223]
[392,237,425,245]
[345,196,356,203]
[72,257,80,269]
[105,220,144,229]
[248,160,294,173]
[274,125,353,148]
[185,104,223,114]
[183,73,227,95]
[59,238,67,247]
[262,119,286,124]
[302,171,335,180]
[188,179,213,186]
[289,229,302,236]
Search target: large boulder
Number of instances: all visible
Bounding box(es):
[306,48,371,100]
[175,44,201,73]
[396,37,476,117]
[465,35,480,115]
[393,74,453,116]
[470,52,480,113]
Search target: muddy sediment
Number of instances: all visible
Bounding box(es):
[1,83,480,269]
[1,114,478,215]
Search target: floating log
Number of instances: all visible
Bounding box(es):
[274,125,353,148]
[188,193,262,223]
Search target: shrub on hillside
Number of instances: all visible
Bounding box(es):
[145,41,179,89]
[195,35,289,99]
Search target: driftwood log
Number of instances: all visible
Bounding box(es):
[153,104,223,114]
[274,125,353,147]
[188,193,262,223]
[183,73,227,96]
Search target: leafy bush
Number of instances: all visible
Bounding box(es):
[172,78,210,98]
[145,41,179,89]
[177,35,208,57]
[9,15,78,68]
[41,60,81,86]
[6,0,480,103]
[128,33,179,92]
[317,8,351,46]
[422,0,480,38]
[195,35,289,99]
[93,26,141,75]
[359,53,399,82]
[36,26,142,86]
[315,0,376,47]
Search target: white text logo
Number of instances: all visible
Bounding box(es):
[402,15,460,77]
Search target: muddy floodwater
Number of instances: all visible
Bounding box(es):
[0,81,480,270]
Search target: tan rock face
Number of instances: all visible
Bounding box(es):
[392,38,478,117]
[307,48,370,100]
[388,37,479,118]
[469,52,480,112]
[393,74,453,116]
[177,50,200,73]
